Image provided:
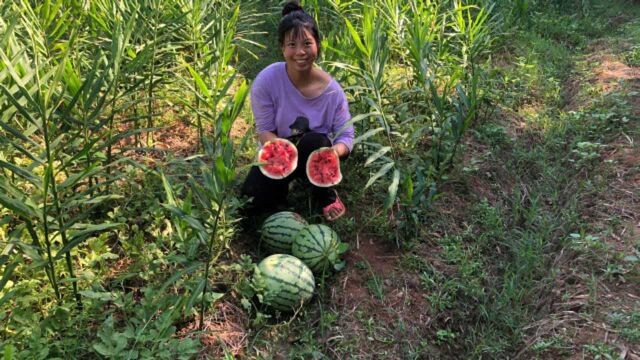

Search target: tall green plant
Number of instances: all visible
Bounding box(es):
[162,78,248,330]
[449,1,494,79]
[0,0,127,307]
[166,3,249,326]
[315,0,489,244]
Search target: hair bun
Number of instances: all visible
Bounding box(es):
[282,1,303,17]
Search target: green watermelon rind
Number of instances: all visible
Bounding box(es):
[260,212,308,254]
[253,254,316,311]
[292,224,341,273]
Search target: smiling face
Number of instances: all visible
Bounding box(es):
[281,28,318,73]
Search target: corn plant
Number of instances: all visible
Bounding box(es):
[134,0,184,146]
[175,0,214,151]
[376,0,411,59]
[162,79,248,330]
[314,0,489,244]
[449,1,495,80]
[164,3,249,326]
[0,0,143,308]
[181,2,238,151]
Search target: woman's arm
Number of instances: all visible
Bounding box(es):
[252,66,278,144]
[331,86,354,156]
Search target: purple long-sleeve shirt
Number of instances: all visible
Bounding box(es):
[251,62,354,151]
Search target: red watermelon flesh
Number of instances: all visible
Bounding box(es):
[258,139,298,179]
[306,147,342,187]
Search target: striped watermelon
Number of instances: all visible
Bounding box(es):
[260,212,308,254]
[292,224,346,273]
[252,254,315,311]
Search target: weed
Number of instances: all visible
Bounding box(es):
[582,342,618,360]
[435,329,456,345]
[365,271,385,301]
[531,335,570,354]
[623,45,640,66]
[608,310,640,343]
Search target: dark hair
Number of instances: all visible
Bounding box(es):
[278,1,321,57]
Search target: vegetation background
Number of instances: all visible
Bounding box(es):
[0,0,638,358]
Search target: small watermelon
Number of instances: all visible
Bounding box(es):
[306,147,342,187]
[252,254,315,311]
[260,211,308,254]
[258,138,298,179]
[292,224,348,273]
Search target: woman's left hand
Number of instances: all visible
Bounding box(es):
[332,143,349,158]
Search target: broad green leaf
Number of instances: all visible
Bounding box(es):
[344,18,368,57]
[185,279,206,315]
[0,160,42,188]
[3,343,15,360]
[384,169,400,209]
[365,161,394,189]
[0,50,41,116]
[183,60,211,100]
[54,223,122,260]
[161,172,177,206]
[0,257,19,291]
[353,127,384,145]
[0,120,41,151]
[63,195,124,210]
[0,193,36,219]
[227,79,248,125]
[403,173,414,204]
[57,166,102,191]
[79,290,118,302]
[159,261,202,293]
[364,146,391,167]
[0,84,40,127]
[337,242,349,254]
[0,289,17,309]
[333,112,381,140]
[0,240,17,268]
[45,29,77,108]
[162,204,208,234]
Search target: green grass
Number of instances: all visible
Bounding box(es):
[241,1,640,357]
[2,0,639,358]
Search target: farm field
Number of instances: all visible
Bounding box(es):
[1,0,639,359]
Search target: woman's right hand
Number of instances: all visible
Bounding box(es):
[258,131,278,145]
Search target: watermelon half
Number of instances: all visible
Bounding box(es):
[258,138,298,179]
[306,147,342,187]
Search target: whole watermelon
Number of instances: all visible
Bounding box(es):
[292,224,348,273]
[252,254,315,311]
[260,211,308,254]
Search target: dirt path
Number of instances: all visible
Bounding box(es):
[536,42,640,360]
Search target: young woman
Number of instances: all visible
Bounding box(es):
[241,0,354,221]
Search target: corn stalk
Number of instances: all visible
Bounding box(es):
[0,0,126,308]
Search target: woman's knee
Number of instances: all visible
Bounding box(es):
[297,132,331,151]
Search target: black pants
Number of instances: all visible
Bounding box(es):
[241,133,338,214]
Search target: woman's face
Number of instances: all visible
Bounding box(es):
[281,28,318,73]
